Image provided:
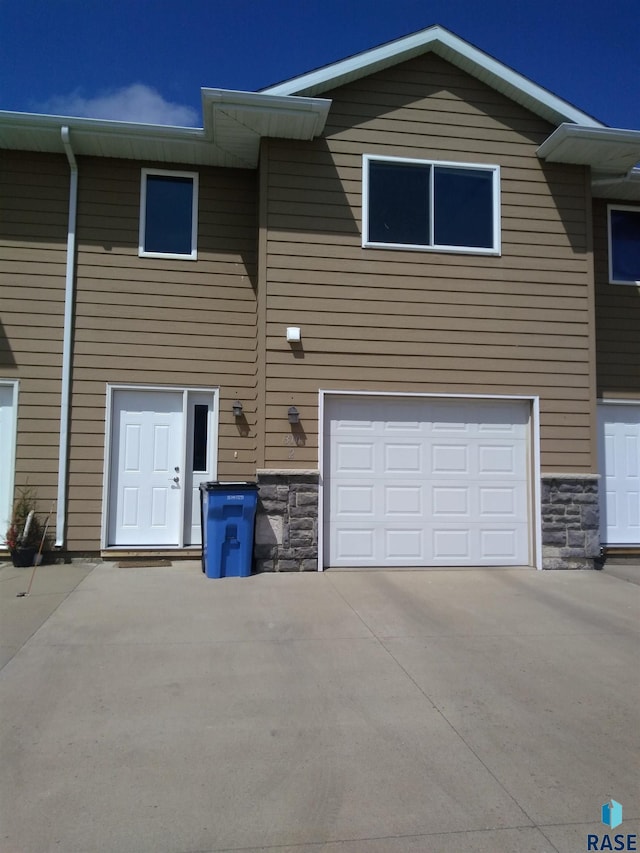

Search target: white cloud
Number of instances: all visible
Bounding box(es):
[39,83,199,127]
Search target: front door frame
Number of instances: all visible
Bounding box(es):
[102,384,219,549]
[318,390,541,571]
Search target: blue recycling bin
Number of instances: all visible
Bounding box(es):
[200,481,259,578]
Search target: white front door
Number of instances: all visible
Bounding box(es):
[0,383,18,537]
[599,403,640,545]
[109,390,184,546]
[324,395,531,567]
[107,387,218,547]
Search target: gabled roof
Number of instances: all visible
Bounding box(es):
[2,23,639,196]
[262,25,605,129]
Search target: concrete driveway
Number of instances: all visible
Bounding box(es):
[0,560,638,853]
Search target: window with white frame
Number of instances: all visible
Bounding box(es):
[363,155,500,254]
[608,205,640,285]
[139,169,198,259]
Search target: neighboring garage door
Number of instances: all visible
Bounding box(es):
[324,395,531,568]
[598,403,640,545]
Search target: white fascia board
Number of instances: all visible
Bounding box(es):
[263,25,444,95]
[0,109,204,140]
[262,25,603,128]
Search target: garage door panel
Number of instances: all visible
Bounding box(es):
[335,484,375,516]
[385,528,425,560]
[384,483,423,516]
[325,396,531,567]
[432,485,469,517]
[479,485,523,519]
[384,442,423,473]
[334,526,376,561]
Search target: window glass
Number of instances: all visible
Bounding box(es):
[610,208,640,283]
[143,173,194,256]
[434,167,494,249]
[368,160,430,246]
[192,404,208,472]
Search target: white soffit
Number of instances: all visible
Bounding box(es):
[537,124,640,175]
[591,168,640,201]
[201,89,331,167]
[262,25,604,129]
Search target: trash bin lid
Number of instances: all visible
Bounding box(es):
[199,481,258,491]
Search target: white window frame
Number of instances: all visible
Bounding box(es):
[362,154,501,255]
[607,204,640,285]
[139,168,199,260]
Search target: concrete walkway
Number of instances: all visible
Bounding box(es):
[0,560,638,853]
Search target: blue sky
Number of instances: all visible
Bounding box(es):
[1,0,638,129]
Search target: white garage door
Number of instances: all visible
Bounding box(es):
[599,403,640,545]
[324,396,531,567]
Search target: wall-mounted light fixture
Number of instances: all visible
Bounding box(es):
[287,406,300,424]
[286,326,301,343]
[232,400,243,418]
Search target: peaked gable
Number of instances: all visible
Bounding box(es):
[263,25,604,130]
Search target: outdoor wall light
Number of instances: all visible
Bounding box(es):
[232,400,243,418]
[286,326,301,343]
[287,406,300,424]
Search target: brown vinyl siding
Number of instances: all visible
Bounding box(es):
[593,199,640,399]
[263,53,595,472]
[68,157,258,550]
[0,151,67,525]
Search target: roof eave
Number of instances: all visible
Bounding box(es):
[0,91,331,168]
[538,123,640,172]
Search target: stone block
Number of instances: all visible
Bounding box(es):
[289,505,318,519]
[255,513,283,545]
[289,517,314,531]
[301,559,318,571]
[567,529,585,547]
[585,530,601,557]
[276,559,299,572]
[289,537,313,549]
[581,506,599,529]
[260,499,286,515]
[543,530,566,546]
[257,485,278,501]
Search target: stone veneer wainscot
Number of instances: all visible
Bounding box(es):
[253,471,601,572]
[541,474,601,569]
[254,471,319,572]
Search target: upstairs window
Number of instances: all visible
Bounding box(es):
[363,155,500,255]
[608,205,640,284]
[139,169,198,259]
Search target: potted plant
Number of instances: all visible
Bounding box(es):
[4,488,44,567]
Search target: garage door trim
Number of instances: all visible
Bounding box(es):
[318,390,541,571]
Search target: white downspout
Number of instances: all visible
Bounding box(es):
[56,127,78,548]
